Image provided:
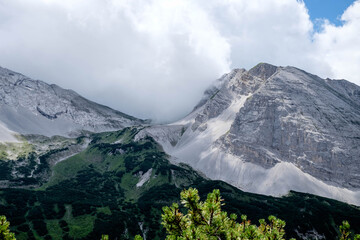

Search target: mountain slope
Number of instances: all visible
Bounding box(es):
[1,127,359,240]
[0,121,19,143]
[137,63,360,205]
[0,66,145,138]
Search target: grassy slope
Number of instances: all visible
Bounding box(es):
[0,127,359,239]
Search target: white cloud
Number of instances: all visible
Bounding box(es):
[313,0,360,83]
[0,0,359,121]
[0,0,230,122]
[207,0,317,69]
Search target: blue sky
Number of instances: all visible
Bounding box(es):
[303,0,356,27]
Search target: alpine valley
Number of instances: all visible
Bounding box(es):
[0,64,359,240]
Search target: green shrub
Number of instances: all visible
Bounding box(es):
[0,215,16,240]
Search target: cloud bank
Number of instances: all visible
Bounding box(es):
[0,0,359,121]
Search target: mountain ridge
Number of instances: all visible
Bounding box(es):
[1,63,360,206]
[1,63,360,239]
[0,66,146,139]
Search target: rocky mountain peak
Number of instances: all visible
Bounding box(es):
[0,66,145,137]
[248,62,278,81]
[139,63,360,206]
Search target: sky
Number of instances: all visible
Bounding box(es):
[0,0,359,122]
[304,0,355,26]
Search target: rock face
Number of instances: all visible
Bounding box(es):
[0,66,145,137]
[221,65,360,189]
[137,63,360,205]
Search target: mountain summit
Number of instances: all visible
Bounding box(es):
[137,63,360,205]
[0,66,145,138]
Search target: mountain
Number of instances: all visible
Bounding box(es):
[136,63,360,205]
[0,66,146,139]
[1,64,360,239]
[1,127,359,239]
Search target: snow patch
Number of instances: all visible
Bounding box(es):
[136,168,152,188]
[112,139,123,144]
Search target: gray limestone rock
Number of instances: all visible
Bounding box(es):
[218,64,360,189]
[0,66,146,137]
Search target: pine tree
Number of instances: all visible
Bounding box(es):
[339,220,360,240]
[0,215,16,240]
[161,188,295,240]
